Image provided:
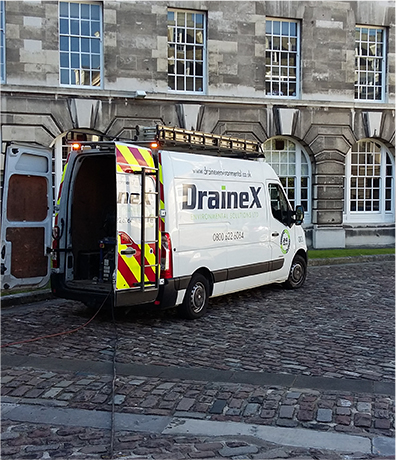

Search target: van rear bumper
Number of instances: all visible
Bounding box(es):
[157,279,178,308]
[51,273,167,309]
[51,273,112,308]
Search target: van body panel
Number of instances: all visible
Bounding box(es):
[115,143,159,292]
[1,143,53,290]
[158,150,304,303]
[3,128,307,316]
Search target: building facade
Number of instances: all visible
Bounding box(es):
[1,0,395,248]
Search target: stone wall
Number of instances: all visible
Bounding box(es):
[1,1,395,248]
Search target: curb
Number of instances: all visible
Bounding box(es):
[1,289,53,309]
[308,253,395,266]
[3,353,394,396]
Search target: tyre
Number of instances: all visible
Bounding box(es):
[284,254,307,289]
[178,273,209,319]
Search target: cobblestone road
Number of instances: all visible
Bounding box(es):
[1,261,395,459]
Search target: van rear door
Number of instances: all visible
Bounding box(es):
[1,143,53,290]
[114,143,160,306]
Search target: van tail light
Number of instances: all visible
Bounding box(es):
[52,226,60,269]
[119,231,134,246]
[160,232,173,279]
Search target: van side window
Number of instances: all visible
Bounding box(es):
[269,183,290,224]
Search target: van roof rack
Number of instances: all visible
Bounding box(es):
[135,125,264,159]
[64,126,264,159]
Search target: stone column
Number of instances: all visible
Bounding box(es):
[304,111,355,248]
[312,150,346,248]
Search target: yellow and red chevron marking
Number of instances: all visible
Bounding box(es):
[116,236,157,290]
[56,161,68,207]
[116,143,155,173]
[158,151,165,232]
[54,152,72,223]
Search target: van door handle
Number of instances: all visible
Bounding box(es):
[121,248,136,256]
[272,232,279,237]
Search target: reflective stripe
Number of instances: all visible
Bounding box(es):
[117,254,139,290]
[57,162,68,207]
[158,152,165,231]
[116,144,155,171]
[117,243,157,290]
[115,143,159,291]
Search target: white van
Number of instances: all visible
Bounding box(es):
[1,126,307,319]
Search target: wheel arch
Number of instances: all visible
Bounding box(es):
[295,248,308,264]
[193,267,214,297]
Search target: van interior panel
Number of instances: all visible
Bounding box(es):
[70,155,116,282]
[7,175,48,222]
[6,227,48,278]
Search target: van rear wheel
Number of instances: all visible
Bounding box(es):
[178,273,209,320]
[284,254,307,289]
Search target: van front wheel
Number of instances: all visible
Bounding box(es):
[178,274,209,320]
[284,254,307,289]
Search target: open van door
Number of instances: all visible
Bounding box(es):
[1,143,53,291]
[114,143,160,307]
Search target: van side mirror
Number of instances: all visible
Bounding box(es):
[285,205,304,227]
[294,205,304,225]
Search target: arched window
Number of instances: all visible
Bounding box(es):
[344,140,394,223]
[263,137,311,222]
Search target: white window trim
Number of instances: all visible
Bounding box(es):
[167,8,207,94]
[355,25,387,103]
[59,1,103,89]
[344,140,394,224]
[53,138,64,208]
[264,18,301,99]
[263,136,311,224]
[0,0,5,84]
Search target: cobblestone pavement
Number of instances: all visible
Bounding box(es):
[1,261,395,459]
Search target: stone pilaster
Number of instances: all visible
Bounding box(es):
[304,118,355,248]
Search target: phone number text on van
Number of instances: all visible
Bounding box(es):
[213,231,245,242]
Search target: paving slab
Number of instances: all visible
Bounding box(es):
[372,437,396,456]
[1,401,384,455]
[165,417,374,453]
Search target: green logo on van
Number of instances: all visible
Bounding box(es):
[280,229,291,254]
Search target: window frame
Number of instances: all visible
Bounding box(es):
[344,140,394,223]
[355,25,387,102]
[59,1,103,88]
[269,183,292,226]
[0,0,5,84]
[167,8,207,94]
[264,18,300,99]
[263,137,311,223]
